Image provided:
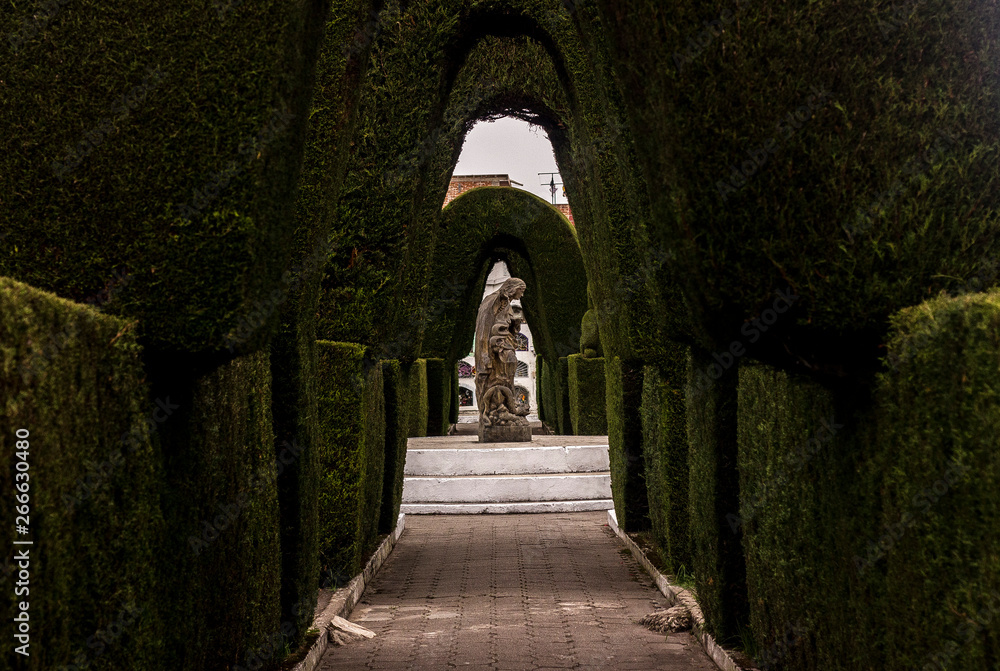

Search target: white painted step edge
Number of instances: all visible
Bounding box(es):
[401,500,615,514]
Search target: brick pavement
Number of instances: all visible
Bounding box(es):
[318,513,718,670]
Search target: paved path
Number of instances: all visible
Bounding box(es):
[318,513,717,670]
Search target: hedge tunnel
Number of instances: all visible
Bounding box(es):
[420,186,588,367]
[3,0,1000,670]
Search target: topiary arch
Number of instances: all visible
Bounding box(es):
[420,186,588,369]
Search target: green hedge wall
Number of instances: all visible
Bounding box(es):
[738,361,880,670]
[606,357,649,531]
[536,354,547,423]
[449,361,460,425]
[1,0,338,353]
[0,278,163,671]
[315,341,385,581]
[641,359,691,573]
[407,359,429,438]
[556,357,573,436]
[541,358,559,431]
[567,354,608,435]
[876,291,1000,670]
[590,0,1000,373]
[686,347,748,643]
[269,314,321,649]
[149,347,283,671]
[379,360,409,535]
[425,358,450,437]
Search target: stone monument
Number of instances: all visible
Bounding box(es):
[475,277,532,442]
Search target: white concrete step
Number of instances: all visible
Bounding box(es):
[402,472,611,504]
[404,444,610,476]
[401,500,614,514]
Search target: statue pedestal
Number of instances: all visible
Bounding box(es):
[478,421,532,443]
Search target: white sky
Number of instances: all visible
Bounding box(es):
[453,117,567,205]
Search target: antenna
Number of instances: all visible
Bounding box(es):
[538,172,563,205]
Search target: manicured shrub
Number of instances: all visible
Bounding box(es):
[1,0,342,353]
[379,360,409,534]
[641,359,690,572]
[738,360,880,669]
[425,358,450,436]
[590,0,1000,372]
[556,357,573,435]
[315,341,385,580]
[686,347,748,643]
[567,354,608,435]
[536,354,548,423]
[606,357,648,531]
[0,278,163,671]
[877,290,1000,670]
[407,359,429,438]
[149,347,283,671]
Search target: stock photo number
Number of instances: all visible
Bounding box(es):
[12,428,32,658]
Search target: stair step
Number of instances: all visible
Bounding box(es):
[402,472,612,504]
[404,444,610,476]
[401,500,615,515]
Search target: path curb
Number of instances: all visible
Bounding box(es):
[607,509,757,671]
[292,513,406,671]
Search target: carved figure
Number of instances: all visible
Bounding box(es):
[474,277,530,431]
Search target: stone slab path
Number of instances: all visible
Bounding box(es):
[318,513,718,670]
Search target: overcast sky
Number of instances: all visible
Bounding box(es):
[453,117,568,205]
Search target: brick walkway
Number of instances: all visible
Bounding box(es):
[318,513,717,670]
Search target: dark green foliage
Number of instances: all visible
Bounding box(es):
[641,358,690,573]
[591,0,1000,373]
[150,347,283,671]
[580,310,603,359]
[449,361,460,424]
[556,357,573,436]
[536,354,548,423]
[606,357,649,531]
[876,291,1000,670]
[686,347,748,643]
[421,188,588,367]
[379,360,409,535]
[315,341,385,580]
[407,359,429,438]
[541,357,560,431]
[0,278,163,671]
[425,358,451,437]
[567,354,608,435]
[269,313,321,648]
[738,360,881,669]
[0,0,340,352]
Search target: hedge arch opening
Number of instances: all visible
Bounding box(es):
[420,186,588,369]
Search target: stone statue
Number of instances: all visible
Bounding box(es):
[474,277,531,442]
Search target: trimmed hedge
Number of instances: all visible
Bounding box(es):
[1,0,341,353]
[379,360,409,534]
[0,278,162,671]
[149,347,283,671]
[407,359,429,438]
[540,357,559,430]
[269,313,321,648]
[606,357,648,531]
[535,354,549,422]
[556,356,573,436]
[449,361,460,425]
[738,360,879,669]
[315,341,385,581]
[567,354,608,435]
[424,358,450,437]
[686,347,748,643]
[877,291,1000,670]
[590,0,1000,373]
[641,359,691,573]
